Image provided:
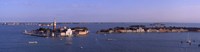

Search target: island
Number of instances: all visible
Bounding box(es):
[97,23,200,34]
[24,18,89,37]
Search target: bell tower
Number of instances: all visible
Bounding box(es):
[53,18,56,32]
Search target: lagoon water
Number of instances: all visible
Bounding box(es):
[1,23,200,52]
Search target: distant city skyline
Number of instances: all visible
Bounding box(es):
[1,0,200,23]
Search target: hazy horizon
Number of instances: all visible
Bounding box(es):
[1,0,200,23]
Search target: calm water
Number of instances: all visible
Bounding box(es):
[1,23,200,52]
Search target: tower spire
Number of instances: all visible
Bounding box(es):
[53,17,57,32]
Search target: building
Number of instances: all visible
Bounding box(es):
[53,18,57,32]
[136,27,145,32]
[147,28,159,32]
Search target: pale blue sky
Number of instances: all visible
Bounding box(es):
[0,0,200,23]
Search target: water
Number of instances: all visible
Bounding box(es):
[1,23,200,52]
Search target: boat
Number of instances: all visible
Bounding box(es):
[186,32,192,45]
[28,41,38,44]
[181,32,194,45]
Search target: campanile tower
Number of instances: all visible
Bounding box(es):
[53,18,57,32]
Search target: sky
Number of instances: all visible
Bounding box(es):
[0,0,200,23]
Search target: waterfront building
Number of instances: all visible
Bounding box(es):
[197,30,200,32]
[170,28,188,32]
[136,27,145,32]
[116,29,127,33]
[132,30,137,32]
[159,28,171,32]
[126,30,133,32]
[72,27,89,35]
[108,30,114,33]
[131,28,137,32]
[147,28,159,32]
[180,28,188,32]
[159,28,166,32]
[171,29,182,32]
[60,28,73,37]
[60,32,66,36]
[66,28,73,36]
[77,30,89,35]
[171,29,180,32]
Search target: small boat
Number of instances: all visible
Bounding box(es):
[181,32,193,45]
[186,33,192,45]
[28,41,38,44]
[106,38,115,41]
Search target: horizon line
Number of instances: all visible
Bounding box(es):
[1,22,200,24]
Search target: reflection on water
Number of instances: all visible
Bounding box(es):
[58,34,88,46]
[75,34,88,37]
[65,37,73,45]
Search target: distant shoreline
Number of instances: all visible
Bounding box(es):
[1,22,200,26]
[1,22,200,24]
